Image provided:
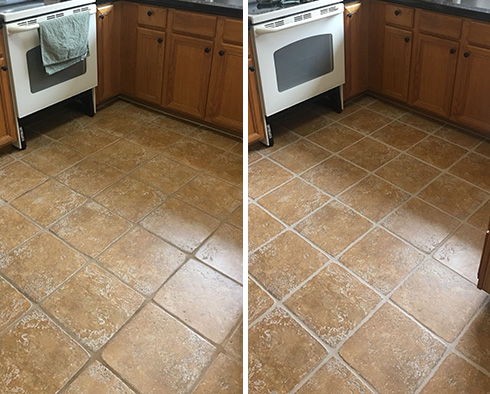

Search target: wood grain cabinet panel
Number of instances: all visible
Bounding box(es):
[0,56,17,148]
[478,220,490,293]
[385,3,413,29]
[137,5,167,30]
[418,10,462,40]
[248,57,266,144]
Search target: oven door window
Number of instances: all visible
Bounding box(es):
[274,34,334,92]
[27,46,87,94]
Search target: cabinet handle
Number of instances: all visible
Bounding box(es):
[219,50,225,56]
[157,38,163,43]
[99,14,104,19]
[450,48,456,54]
[147,10,153,16]
[204,47,211,53]
[464,52,471,57]
[404,37,410,43]
[1,65,7,71]
[394,9,401,15]
[346,12,353,18]
[249,66,255,72]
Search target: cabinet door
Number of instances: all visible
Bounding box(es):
[451,45,490,135]
[135,27,165,104]
[205,43,242,133]
[0,57,17,148]
[478,220,490,293]
[382,25,412,102]
[409,33,459,117]
[163,33,214,119]
[248,57,266,144]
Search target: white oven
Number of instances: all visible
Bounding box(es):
[250,0,345,117]
[2,1,97,119]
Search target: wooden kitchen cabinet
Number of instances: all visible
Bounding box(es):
[478,219,490,293]
[0,30,18,149]
[248,52,266,144]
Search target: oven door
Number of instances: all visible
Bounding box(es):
[252,4,345,116]
[4,4,97,118]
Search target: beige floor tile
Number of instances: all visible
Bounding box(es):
[280,108,332,136]
[0,233,85,301]
[457,302,490,373]
[22,142,83,176]
[449,153,490,191]
[399,112,444,132]
[228,205,243,228]
[475,140,490,157]
[51,201,130,258]
[340,108,392,134]
[419,174,489,219]
[206,152,242,186]
[297,358,373,394]
[285,263,380,347]
[249,308,327,394]
[102,303,215,393]
[468,200,490,231]
[43,264,144,351]
[231,141,243,155]
[0,310,89,393]
[391,259,486,342]
[248,159,293,199]
[124,124,182,151]
[0,205,39,254]
[140,198,219,252]
[367,100,408,119]
[0,277,31,332]
[194,353,242,394]
[11,179,86,227]
[376,154,441,193]
[307,123,364,152]
[98,227,186,295]
[65,361,135,393]
[94,176,165,222]
[302,156,367,196]
[92,112,143,137]
[339,137,399,171]
[152,114,200,135]
[196,223,243,283]
[258,178,329,225]
[339,176,410,222]
[372,121,427,150]
[249,231,327,299]
[435,125,484,149]
[434,224,486,283]
[270,140,330,173]
[0,161,48,201]
[58,127,118,155]
[352,95,379,106]
[248,204,284,251]
[255,124,299,153]
[340,228,424,294]
[339,303,446,394]
[249,278,274,322]
[297,201,373,256]
[95,140,155,172]
[324,102,362,121]
[174,174,241,220]
[122,104,160,123]
[56,158,124,197]
[383,198,459,253]
[225,322,243,360]
[408,136,467,169]
[164,139,225,170]
[131,154,198,194]
[0,150,14,168]
[421,353,490,393]
[191,127,240,150]
[154,260,242,343]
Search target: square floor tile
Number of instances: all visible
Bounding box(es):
[0,233,85,301]
[174,174,241,220]
[196,223,243,284]
[258,178,329,225]
[367,100,408,119]
[22,142,83,176]
[131,154,198,194]
[225,322,243,360]
[95,140,155,172]
[140,198,219,253]
[339,228,424,294]
[0,310,88,393]
[302,156,367,196]
[391,259,486,342]
[269,140,330,173]
[206,152,242,186]
[125,124,182,151]
[194,353,242,394]
[408,136,467,169]
[435,125,484,149]
[102,303,215,393]
[307,123,364,152]
[191,127,240,150]
[340,108,392,134]
[468,200,490,231]
[279,108,332,136]
[399,112,444,132]
[339,176,410,222]
[154,259,242,344]
[94,176,165,222]
[51,201,130,258]
[164,139,224,170]
[56,158,124,197]
[371,121,427,150]
[98,227,186,295]
[249,307,326,394]
[92,112,143,137]
[376,154,441,194]
[419,174,489,219]
[248,204,285,251]
[475,140,490,157]
[248,159,293,199]
[249,278,274,322]
[43,264,144,350]
[0,206,39,254]
[254,124,299,154]
[58,127,118,155]
[0,161,47,201]
[152,114,200,135]
[382,198,459,253]
[0,150,14,169]
[297,201,373,257]
[228,205,243,229]
[285,263,380,347]
[249,231,327,299]
[11,179,86,227]
[324,102,362,121]
[0,277,31,332]
[434,224,487,283]
[121,104,160,123]
[449,153,490,191]
[339,303,446,394]
[339,137,399,171]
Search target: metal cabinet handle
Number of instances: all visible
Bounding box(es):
[249,66,255,72]
[347,12,353,18]
[204,47,211,53]
[219,50,225,56]
[404,37,410,43]
[99,14,104,19]
[147,10,153,16]
[464,52,471,57]
[157,37,163,43]
[394,9,400,15]
[450,48,456,54]
[1,65,7,71]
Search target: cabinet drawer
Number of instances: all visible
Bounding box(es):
[137,5,167,29]
[223,18,242,46]
[467,20,490,49]
[171,10,217,39]
[418,10,462,40]
[385,4,413,29]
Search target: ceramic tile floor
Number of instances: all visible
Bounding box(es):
[248,94,490,394]
[0,99,243,393]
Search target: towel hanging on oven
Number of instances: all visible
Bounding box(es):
[39,11,90,75]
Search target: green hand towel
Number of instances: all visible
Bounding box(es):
[39,11,90,75]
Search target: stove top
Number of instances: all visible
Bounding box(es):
[249,0,340,23]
